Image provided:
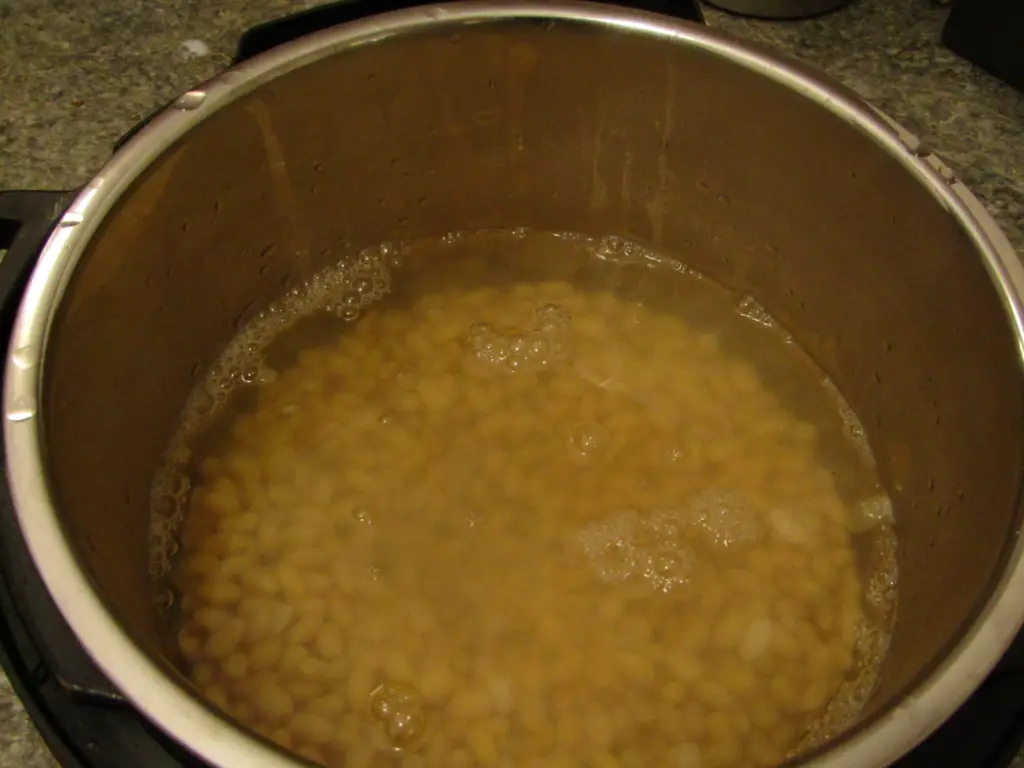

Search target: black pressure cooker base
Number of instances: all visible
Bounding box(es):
[2,1,1024,767]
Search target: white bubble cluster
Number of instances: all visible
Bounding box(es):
[799,613,894,753]
[148,463,190,582]
[866,523,899,611]
[192,242,395,427]
[369,681,427,748]
[735,295,777,329]
[846,493,894,534]
[591,235,696,274]
[798,521,897,755]
[575,490,764,591]
[576,509,698,592]
[688,488,762,549]
[467,301,572,373]
[550,230,589,243]
[577,512,642,583]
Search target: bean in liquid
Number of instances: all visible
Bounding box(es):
[151,231,897,768]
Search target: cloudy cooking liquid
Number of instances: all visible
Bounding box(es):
[149,230,897,768]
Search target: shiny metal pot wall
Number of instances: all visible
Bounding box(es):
[6,3,1024,767]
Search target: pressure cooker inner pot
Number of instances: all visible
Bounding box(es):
[38,13,1024,766]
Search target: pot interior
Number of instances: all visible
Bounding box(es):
[36,10,1024,762]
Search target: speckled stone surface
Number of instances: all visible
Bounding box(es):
[0,0,1023,765]
[705,0,1024,253]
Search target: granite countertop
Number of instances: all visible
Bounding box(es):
[0,0,1023,766]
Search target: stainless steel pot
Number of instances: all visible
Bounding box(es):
[5,2,1024,766]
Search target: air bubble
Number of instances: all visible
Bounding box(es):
[824,378,875,468]
[589,235,692,273]
[509,336,529,357]
[151,493,176,520]
[370,685,394,720]
[568,421,610,463]
[621,241,643,260]
[149,554,169,580]
[240,363,261,384]
[689,489,760,549]
[171,472,190,500]
[578,524,639,583]
[595,235,625,258]
[654,551,678,574]
[368,681,427,748]
[465,302,571,375]
[650,512,682,545]
[386,705,426,746]
[528,335,549,359]
[377,242,401,260]
[535,302,570,329]
[482,336,509,363]
[356,250,378,270]
[469,324,510,365]
[644,547,693,592]
[220,368,240,390]
[848,494,893,533]
[155,588,175,611]
[352,507,374,525]
[578,509,695,591]
[736,296,776,328]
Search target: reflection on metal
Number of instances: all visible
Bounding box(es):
[172,90,208,111]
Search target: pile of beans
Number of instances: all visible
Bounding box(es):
[172,277,871,768]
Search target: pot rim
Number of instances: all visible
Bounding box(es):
[5,3,1024,766]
